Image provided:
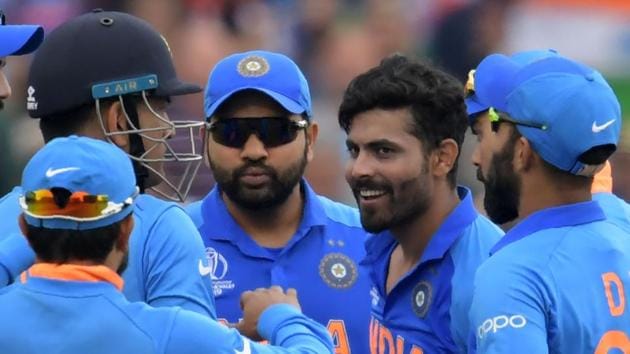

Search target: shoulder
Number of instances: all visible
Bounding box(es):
[450,213,503,265]
[135,194,195,230]
[315,195,362,228]
[0,187,21,213]
[184,200,203,228]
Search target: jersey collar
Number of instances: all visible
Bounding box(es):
[490,200,606,255]
[199,178,327,258]
[362,186,479,265]
[21,263,124,291]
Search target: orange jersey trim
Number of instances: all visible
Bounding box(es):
[21,263,124,291]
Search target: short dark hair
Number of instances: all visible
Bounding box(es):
[24,215,128,264]
[39,103,95,143]
[338,54,468,186]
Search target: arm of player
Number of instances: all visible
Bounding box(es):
[144,205,217,319]
[0,232,35,286]
[469,261,550,354]
[166,304,334,354]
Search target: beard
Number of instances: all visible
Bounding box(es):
[479,142,521,225]
[350,167,432,233]
[210,149,307,211]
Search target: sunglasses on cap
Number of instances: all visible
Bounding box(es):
[206,117,308,148]
[488,107,547,131]
[19,188,137,222]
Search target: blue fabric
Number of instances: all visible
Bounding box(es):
[470,201,630,353]
[204,50,312,118]
[362,187,502,353]
[0,24,43,57]
[593,192,630,233]
[0,274,333,353]
[186,179,371,354]
[0,188,216,318]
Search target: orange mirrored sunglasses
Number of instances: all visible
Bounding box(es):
[24,190,111,219]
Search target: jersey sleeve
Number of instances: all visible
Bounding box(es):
[143,205,216,319]
[166,304,333,354]
[0,233,35,286]
[469,260,550,354]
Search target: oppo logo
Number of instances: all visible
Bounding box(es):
[477,314,527,339]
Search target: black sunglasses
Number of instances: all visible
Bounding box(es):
[206,117,309,148]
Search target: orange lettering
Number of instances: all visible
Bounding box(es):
[410,346,424,354]
[595,330,630,354]
[602,272,626,317]
[370,318,379,353]
[396,335,404,353]
[378,324,394,354]
[327,320,351,354]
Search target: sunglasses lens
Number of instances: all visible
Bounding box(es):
[210,118,302,148]
[25,190,109,218]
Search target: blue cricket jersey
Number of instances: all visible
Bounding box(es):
[0,264,333,353]
[594,192,630,233]
[469,201,630,353]
[187,180,371,354]
[363,187,502,353]
[0,187,216,318]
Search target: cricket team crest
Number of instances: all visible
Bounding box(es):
[319,253,358,289]
[237,55,270,77]
[204,247,235,297]
[411,281,433,318]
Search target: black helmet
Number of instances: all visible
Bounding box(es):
[27,9,200,118]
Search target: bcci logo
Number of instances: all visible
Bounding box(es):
[203,247,234,297]
[319,253,358,289]
[411,281,432,318]
[237,55,270,77]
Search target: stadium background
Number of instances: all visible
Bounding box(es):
[1,0,628,208]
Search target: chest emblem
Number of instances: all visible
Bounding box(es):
[318,253,358,289]
[204,247,235,297]
[411,281,433,318]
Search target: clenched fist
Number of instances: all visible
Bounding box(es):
[236,286,301,341]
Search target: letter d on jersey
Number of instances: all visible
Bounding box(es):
[478,314,527,339]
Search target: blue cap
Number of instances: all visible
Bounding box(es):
[504,56,621,176]
[204,50,312,119]
[21,136,137,230]
[465,49,560,119]
[0,21,43,57]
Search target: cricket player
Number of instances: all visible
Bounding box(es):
[0,135,333,354]
[187,50,371,353]
[468,53,630,352]
[338,54,502,353]
[0,10,216,317]
[0,10,43,286]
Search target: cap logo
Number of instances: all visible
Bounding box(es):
[592,119,615,133]
[237,55,270,77]
[465,69,476,95]
[27,86,38,111]
[45,167,80,178]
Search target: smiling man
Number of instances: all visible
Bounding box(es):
[338,54,502,353]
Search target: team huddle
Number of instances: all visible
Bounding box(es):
[0,9,628,354]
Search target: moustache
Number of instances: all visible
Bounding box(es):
[233,162,275,178]
[349,177,392,194]
[476,168,486,183]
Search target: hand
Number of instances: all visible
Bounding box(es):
[236,286,301,341]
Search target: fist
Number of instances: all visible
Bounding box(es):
[236,286,301,340]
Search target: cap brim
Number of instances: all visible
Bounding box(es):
[0,25,44,57]
[205,87,306,118]
[157,79,202,97]
[465,96,488,117]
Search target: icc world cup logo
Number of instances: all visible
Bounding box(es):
[205,247,228,281]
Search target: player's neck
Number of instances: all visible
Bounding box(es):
[224,185,304,248]
[390,187,460,264]
[518,174,592,221]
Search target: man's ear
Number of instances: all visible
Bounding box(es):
[432,138,459,179]
[305,121,319,162]
[103,101,130,150]
[513,136,534,173]
[115,215,134,253]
